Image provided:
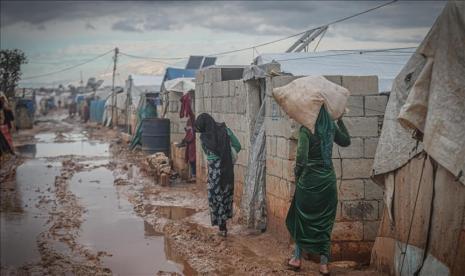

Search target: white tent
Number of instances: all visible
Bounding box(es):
[163,77,195,94]
[256,49,413,92]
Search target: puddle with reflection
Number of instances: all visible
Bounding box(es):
[145,205,197,220]
[35,133,56,143]
[16,141,109,158]
[0,159,61,267]
[70,167,185,275]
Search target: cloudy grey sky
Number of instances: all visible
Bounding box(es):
[0,1,446,87]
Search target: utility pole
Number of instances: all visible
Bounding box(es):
[127,75,133,134]
[80,71,83,86]
[111,47,119,128]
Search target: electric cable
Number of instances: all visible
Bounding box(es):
[22,49,114,80]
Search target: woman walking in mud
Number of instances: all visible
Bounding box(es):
[286,106,350,275]
[195,113,241,237]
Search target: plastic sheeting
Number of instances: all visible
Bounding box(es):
[89,99,106,123]
[241,83,267,231]
[373,1,465,185]
[256,49,413,92]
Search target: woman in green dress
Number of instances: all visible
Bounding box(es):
[286,106,350,274]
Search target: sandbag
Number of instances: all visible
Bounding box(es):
[272,76,350,132]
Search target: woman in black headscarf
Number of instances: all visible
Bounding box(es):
[195,113,241,237]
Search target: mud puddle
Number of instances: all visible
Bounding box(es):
[0,159,61,266]
[145,205,197,220]
[16,140,109,158]
[70,167,185,275]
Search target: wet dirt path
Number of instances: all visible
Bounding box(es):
[1,112,381,275]
[1,113,185,275]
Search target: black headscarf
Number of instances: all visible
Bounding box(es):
[195,113,234,189]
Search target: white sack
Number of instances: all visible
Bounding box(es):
[272,75,350,132]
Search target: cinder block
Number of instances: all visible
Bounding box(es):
[266,175,291,200]
[342,200,378,221]
[333,158,342,179]
[324,75,342,86]
[282,159,296,183]
[344,117,378,137]
[364,138,379,158]
[266,136,277,157]
[341,76,379,95]
[276,137,289,159]
[332,221,363,241]
[195,83,203,99]
[346,96,364,117]
[265,118,294,138]
[363,221,380,241]
[203,98,213,113]
[266,156,283,178]
[212,81,229,97]
[195,69,205,84]
[364,95,388,116]
[342,159,374,179]
[237,148,248,166]
[267,193,291,219]
[339,179,364,200]
[364,179,384,200]
[237,95,246,114]
[203,83,212,98]
[333,138,363,159]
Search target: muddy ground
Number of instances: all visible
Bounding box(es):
[1,111,380,275]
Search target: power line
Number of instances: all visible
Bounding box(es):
[21,49,114,80]
[119,52,187,62]
[121,1,399,60]
[272,47,417,62]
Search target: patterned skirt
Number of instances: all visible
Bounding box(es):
[207,159,234,227]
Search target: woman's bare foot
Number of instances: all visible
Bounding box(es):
[287,257,301,270]
[319,264,330,275]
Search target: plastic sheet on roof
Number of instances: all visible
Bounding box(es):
[256,50,412,92]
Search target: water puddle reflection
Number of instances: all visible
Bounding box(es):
[16,141,109,158]
[145,205,197,220]
[70,167,183,275]
[0,159,61,267]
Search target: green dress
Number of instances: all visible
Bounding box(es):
[286,107,350,258]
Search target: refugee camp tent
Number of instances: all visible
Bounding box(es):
[255,49,413,92]
[370,2,465,275]
[163,78,195,94]
[162,67,197,84]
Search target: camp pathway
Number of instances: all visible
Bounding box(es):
[1,113,185,275]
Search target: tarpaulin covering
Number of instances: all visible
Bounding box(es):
[163,78,195,94]
[256,49,413,92]
[90,99,106,123]
[373,1,465,185]
[242,82,267,231]
[130,93,158,150]
[162,67,197,82]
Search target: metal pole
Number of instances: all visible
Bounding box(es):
[127,75,132,134]
[111,47,119,127]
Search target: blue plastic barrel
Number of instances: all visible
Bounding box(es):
[141,118,170,155]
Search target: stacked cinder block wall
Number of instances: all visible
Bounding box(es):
[194,67,261,210]
[165,91,190,144]
[264,75,387,263]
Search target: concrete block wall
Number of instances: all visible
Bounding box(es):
[194,67,261,211]
[165,91,191,144]
[264,75,388,263]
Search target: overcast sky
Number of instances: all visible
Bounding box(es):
[0,1,446,87]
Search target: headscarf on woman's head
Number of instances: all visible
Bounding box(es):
[195,113,234,188]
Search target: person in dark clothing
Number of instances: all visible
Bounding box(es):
[195,113,241,237]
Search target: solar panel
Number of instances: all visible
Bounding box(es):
[185,56,204,70]
[202,57,217,68]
